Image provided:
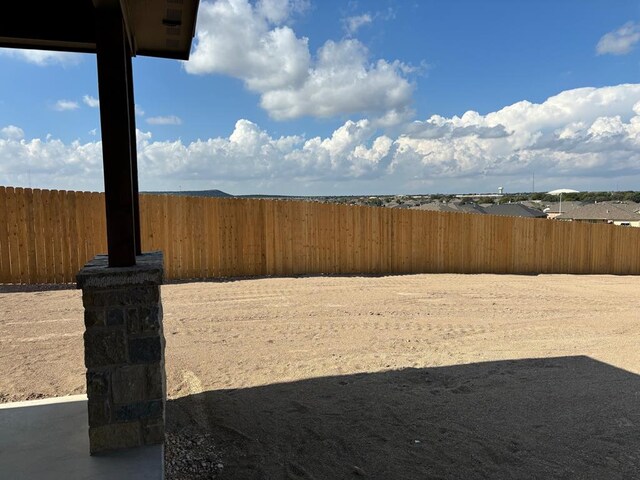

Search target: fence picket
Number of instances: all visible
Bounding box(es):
[0,187,10,282]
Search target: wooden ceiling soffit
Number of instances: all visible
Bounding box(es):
[0,0,199,60]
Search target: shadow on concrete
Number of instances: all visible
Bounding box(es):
[167,356,640,480]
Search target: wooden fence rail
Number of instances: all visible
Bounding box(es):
[1,186,639,284]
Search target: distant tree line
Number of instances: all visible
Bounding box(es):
[315,191,640,208]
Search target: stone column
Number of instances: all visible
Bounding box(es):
[76,252,166,454]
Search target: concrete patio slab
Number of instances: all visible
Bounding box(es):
[0,395,163,480]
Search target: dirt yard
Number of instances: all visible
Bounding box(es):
[1,274,640,479]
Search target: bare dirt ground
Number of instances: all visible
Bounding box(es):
[2,274,640,479]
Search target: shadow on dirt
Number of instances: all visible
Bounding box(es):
[167,355,640,479]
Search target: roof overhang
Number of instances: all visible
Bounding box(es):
[0,0,200,60]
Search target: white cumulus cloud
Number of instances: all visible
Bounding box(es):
[146,115,183,125]
[2,84,640,193]
[53,100,80,111]
[391,84,640,184]
[184,0,413,122]
[185,0,311,90]
[257,0,309,23]
[596,22,640,55]
[0,133,103,190]
[0,48,83,66]
[260,39,414,122]
[343,13,373,35]
[83,95,100,108]
[1,125,25,141]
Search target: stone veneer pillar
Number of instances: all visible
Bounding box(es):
[76,252,166,454]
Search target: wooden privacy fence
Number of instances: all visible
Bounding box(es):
[1,185,640,284]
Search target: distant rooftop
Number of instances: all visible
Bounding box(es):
[556,203,640,221]
[484,203,547,218]
[453,203,487,214]
[605,201,640,214]
[543,201,584,214]
[412,203,458,213]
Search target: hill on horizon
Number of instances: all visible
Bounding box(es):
[147,189,303,199]
[146,189,233,198]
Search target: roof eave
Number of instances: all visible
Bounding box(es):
[0,0,199,61]
[0,38,95,54]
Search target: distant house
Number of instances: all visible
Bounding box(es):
[520,200,544,210]
[411,202,458,213]
[411,202,487,214]
[452,203,487,214]
[543,201,584,219]
[604,201,640,214]
[484,203,547,218]
[555,203,640,227]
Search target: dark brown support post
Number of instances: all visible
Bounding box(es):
[95,5,137,267]
[125,52,142,255]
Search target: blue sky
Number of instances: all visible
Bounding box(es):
[1,0,640,195]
